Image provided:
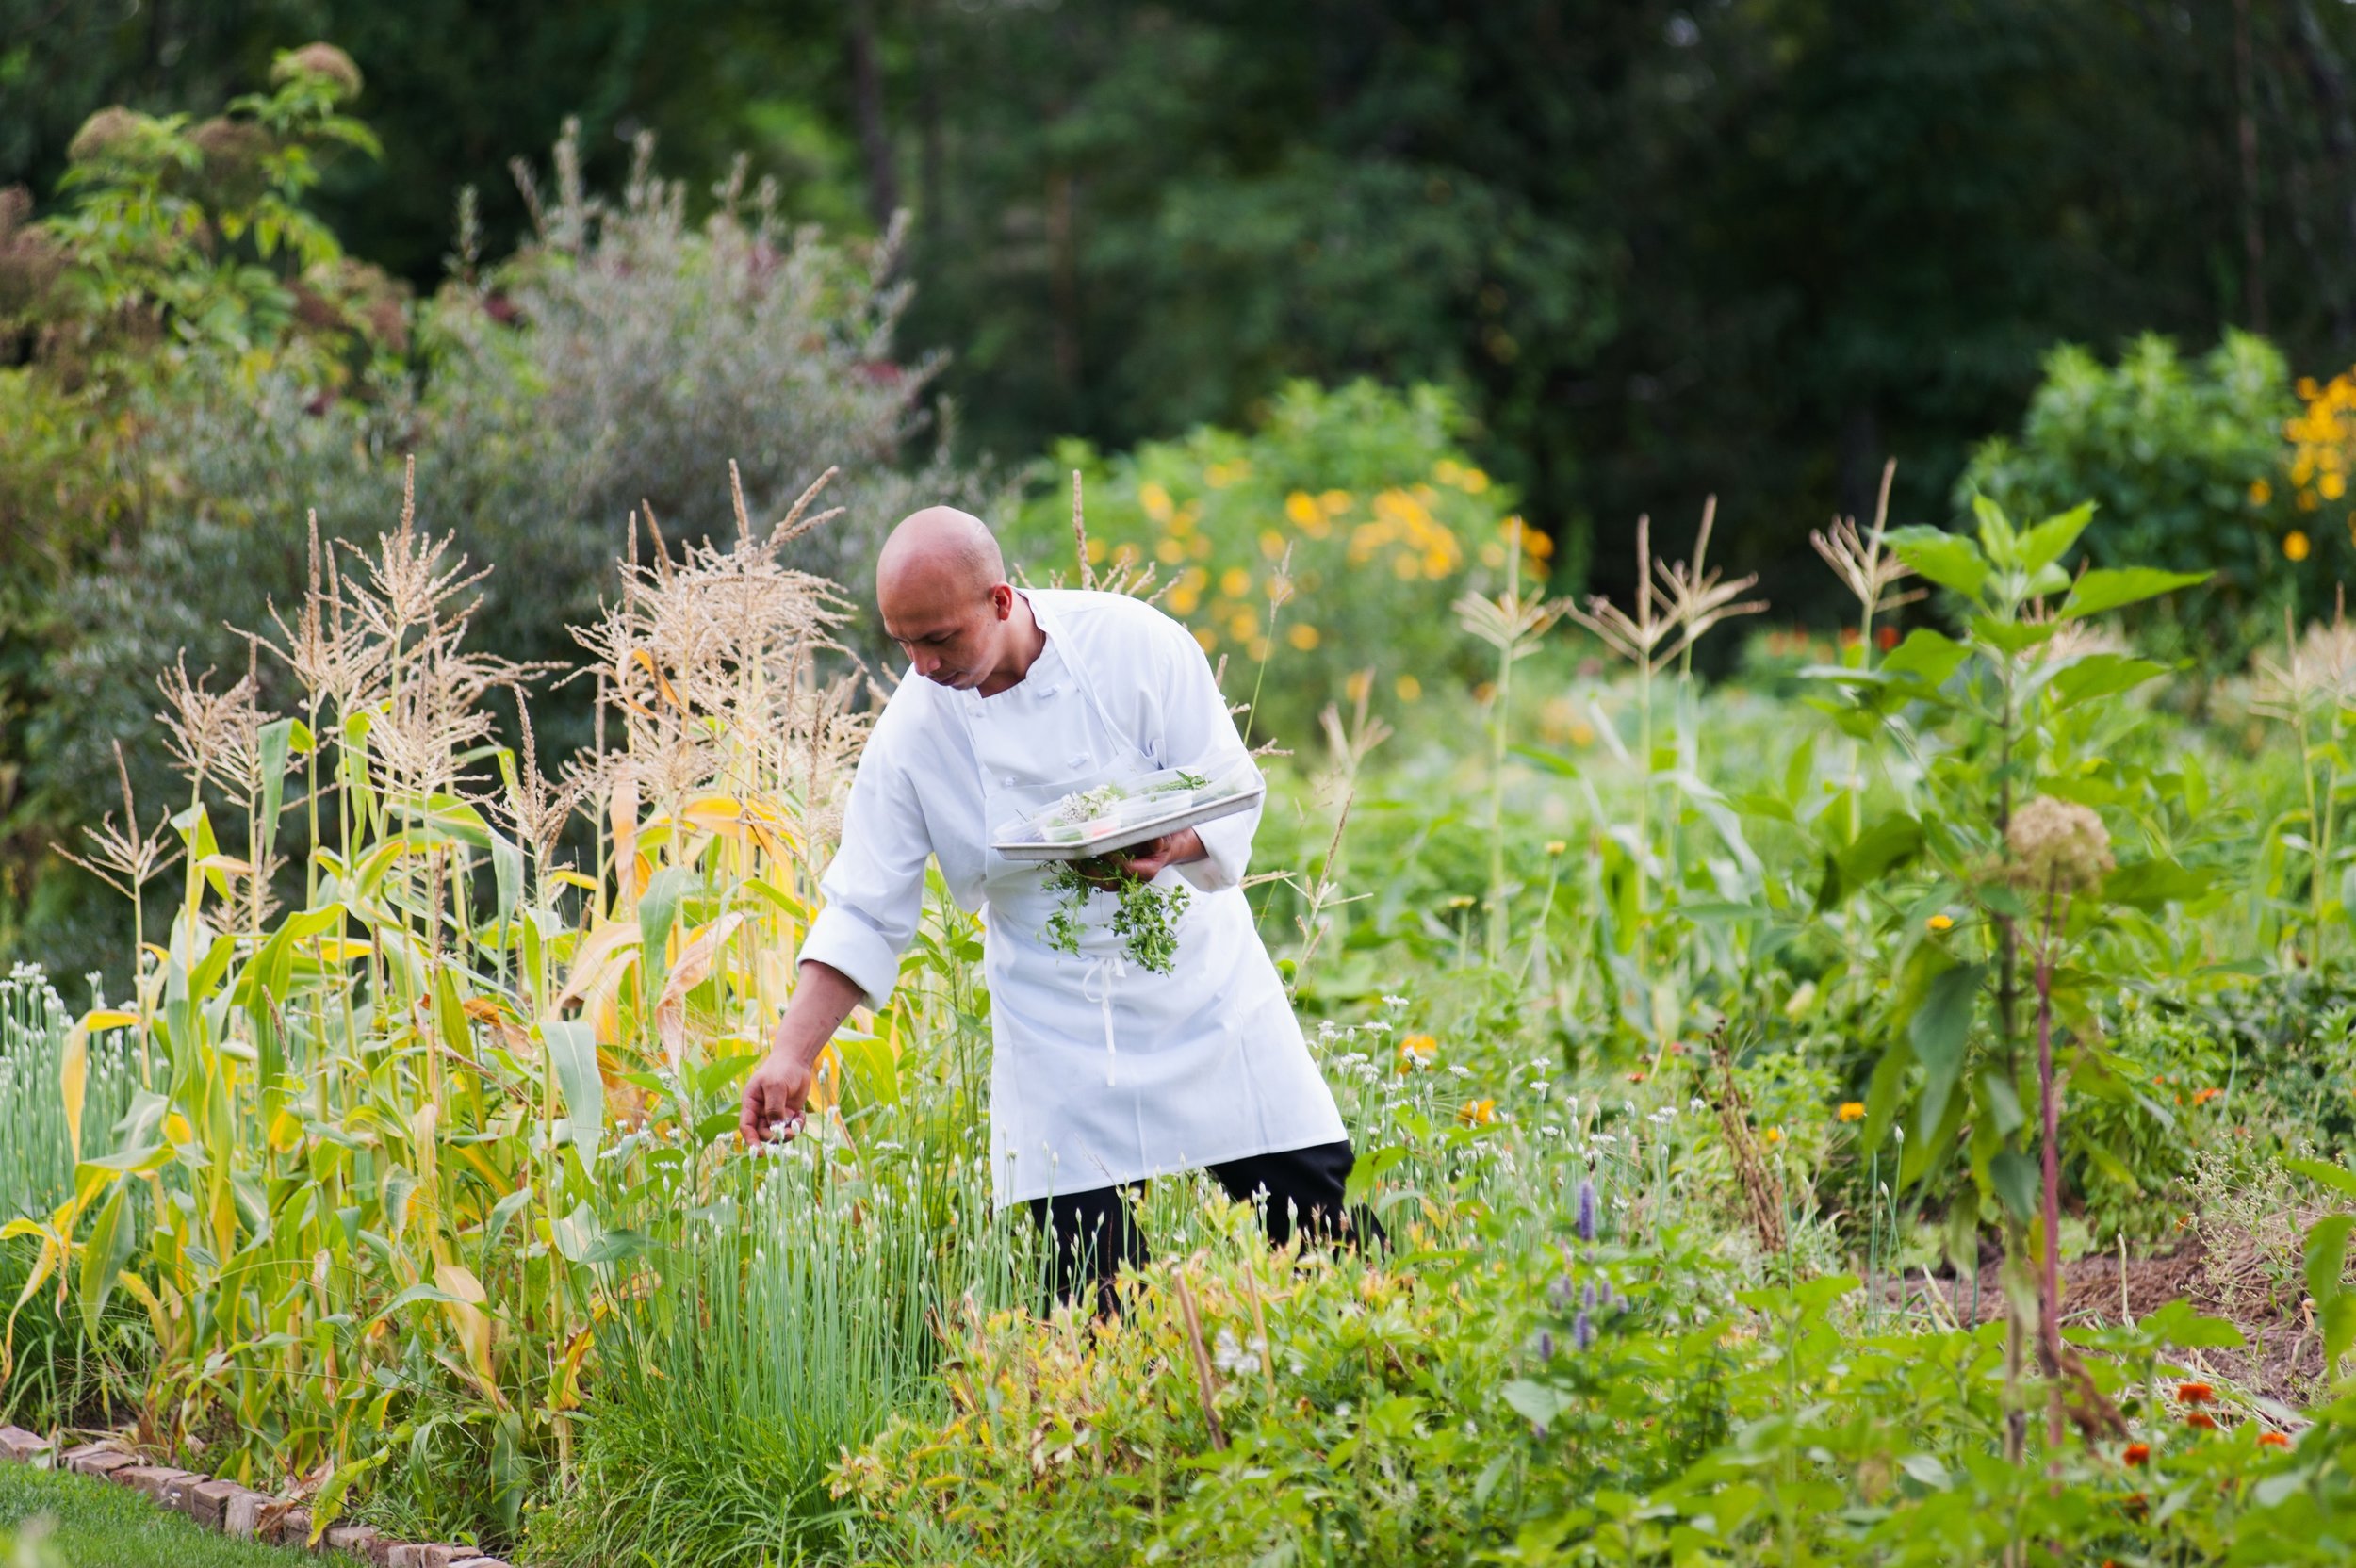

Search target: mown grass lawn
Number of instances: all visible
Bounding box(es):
[0,1463,346,1567]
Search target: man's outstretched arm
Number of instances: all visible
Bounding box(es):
[738,959,866,1145]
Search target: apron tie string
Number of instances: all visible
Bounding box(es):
[1080,952,1126,1086]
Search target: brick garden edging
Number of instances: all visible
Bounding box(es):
[0,1424,512,1567]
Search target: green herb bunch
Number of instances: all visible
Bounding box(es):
[1041,858,1190,974]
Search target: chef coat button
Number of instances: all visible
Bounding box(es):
[1002,776,1016,785]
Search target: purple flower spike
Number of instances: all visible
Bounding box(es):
[1576,1177,1596,1243]
[1537,1329,1555,1361]
[1548,1273,1576,1309]
[1580,1281,1597,1312]
[1573,1309,1594,1351]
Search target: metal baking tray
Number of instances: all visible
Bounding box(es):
[990,784,1265,862]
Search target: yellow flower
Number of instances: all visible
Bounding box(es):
[1220,566,1252,598]
[1544,839,1567,855]
[1193,627,1219,653]
[1139,481,1174,522]
[1285,490,1321,527]
[1762,1126,1783,1145]
[1260,530,1285,560]
[1190,533,1213,560]
[1154,537,1186,564]
[1458,467,1491,495]
[1086,535,1107,564]
[1432,458,1464,484]
[1398,1034,1437,1070]
[1568,720,1595,746]
[1346,669,1374,705]
[1393,552,1422,580]
[1837,1102,1865,1122]
[1927,913,1955,932]
[2286,529,2313,562]
[1319,489,1352,515]
[1170,584,1201,614]
[2250,478,2274,507]
[1396,674,1423,701]
[2324,470,2347,501]
[1287,623,1320,651]
[1228,608,1259,642]
[1458,1098,1497,1127]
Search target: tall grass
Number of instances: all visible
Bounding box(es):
[1,967,140,1427]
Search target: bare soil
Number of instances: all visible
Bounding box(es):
[1885,1229,2325,1406]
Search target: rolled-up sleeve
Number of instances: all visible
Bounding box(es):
[1149,618,1261,893]
[798,723,932,1008]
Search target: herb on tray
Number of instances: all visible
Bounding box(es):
[1042,857,1190,973]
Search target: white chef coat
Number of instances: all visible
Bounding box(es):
[797,588,1345,1207]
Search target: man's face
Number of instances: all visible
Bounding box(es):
[880,580,1005,689]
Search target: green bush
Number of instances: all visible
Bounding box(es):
[1957,331,2306,646]
[1003,379,1548,746]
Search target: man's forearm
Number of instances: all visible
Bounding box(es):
[769,959,864,1065]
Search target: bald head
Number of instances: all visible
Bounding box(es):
[877,506,1005,605]
[876,506,1037,694]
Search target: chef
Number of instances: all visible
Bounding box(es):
[738,505,1356,1307]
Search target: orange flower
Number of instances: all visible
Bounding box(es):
[1763,1126,1784,1145]
[2123,1443,2151,1466]
[1837,1102,1866,1122]
[1458,1098,1497,1127]
[2185,1411,2218,1430]
[1397,1034,1438,1072]
[2259,1430,2291,1448]
[2177,1381,2215,1403]
[2191,1086,2222,1106]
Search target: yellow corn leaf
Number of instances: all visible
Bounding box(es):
[59,1025,89,1164]
[554,920,644,1045]
[609,776,639,906]
[164,1111,194,1145]
[550,1324,595,1413]
[549,869,601,893]
[79,1008,139,1032]
[268,1107,305,1154]
[311,937,374,962]
[433,1262,504,1409]
[653,911,747,1071]
[630,648,689,713]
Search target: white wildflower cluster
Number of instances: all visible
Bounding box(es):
[1212,1328,1268,1377]
[1051,783,1126,825]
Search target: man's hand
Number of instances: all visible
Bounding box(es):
[739,1047,815,1147]
[1106,827,1207,884]
[738,960,864,1149]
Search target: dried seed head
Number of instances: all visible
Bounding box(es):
[2005,796,2114,894]
[272,42,363,99]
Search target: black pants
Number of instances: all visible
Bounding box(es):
[1025,1138,1374,1314]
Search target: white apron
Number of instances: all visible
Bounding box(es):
[958,601,1344,1208]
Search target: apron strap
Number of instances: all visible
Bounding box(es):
[1079,952,1126,1086]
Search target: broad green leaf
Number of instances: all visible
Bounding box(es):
[1969,495,2020,567]
[1837,814,1922,885]
[1879,629,1969,688]
[2305,1214,2354,1305]
[543,1020,605,1171]
[76,1185,132,1340]
[1888,526,1988,601]
[2058,567,2209,620]
[1910,962,1984,1143]
[2045,654,2168,712]
[2102,859,2217,910]
[1970,616,2059,657]
[1988,1149,2037,1220]
[1502,1379,1571,1427]
[637,864,690,1014]
[2287,1155,2356,1202]
[2136,1298,2248,1349]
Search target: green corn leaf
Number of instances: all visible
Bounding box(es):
[544,1020,605,1173]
